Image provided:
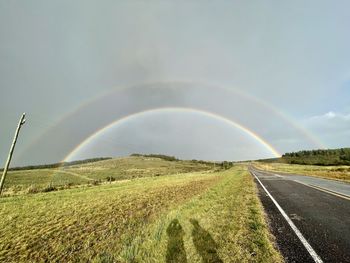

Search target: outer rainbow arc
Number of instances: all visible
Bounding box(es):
[63,107,281,162]
[17,80,324,163]
[188,80,325,149]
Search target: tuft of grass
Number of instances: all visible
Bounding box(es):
[26,184,40,194]
[92,252,115,263]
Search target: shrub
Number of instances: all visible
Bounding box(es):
[42,183,57,192]
[91,180,101,186]
[106,176,116,182]
[64,182,74,188]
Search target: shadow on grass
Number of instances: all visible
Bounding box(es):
[166,219,188,263]
[190,219,223,263]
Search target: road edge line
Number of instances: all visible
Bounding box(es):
[251,171,323,263]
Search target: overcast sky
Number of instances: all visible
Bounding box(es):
[1,1,349,165]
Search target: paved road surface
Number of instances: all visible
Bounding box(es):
[267,171,350,197]
[250,167,350,263]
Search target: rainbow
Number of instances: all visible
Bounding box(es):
[17,80,325,163]
[63,107,281,162]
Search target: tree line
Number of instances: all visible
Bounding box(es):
[281,148,350,165]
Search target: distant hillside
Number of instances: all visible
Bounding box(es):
[1,157,112,171]
[2,155,217,194]
[260,148,350,166]
[130,153,179,162]
[129,153,221,166]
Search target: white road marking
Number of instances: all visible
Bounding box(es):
[252,172,323,263]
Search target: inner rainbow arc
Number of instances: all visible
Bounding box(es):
[63,107,281,162]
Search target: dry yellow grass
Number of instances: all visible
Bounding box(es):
[0,161,282,262]
[0,173,219,262]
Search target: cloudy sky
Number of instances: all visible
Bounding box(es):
[1,1,349,166]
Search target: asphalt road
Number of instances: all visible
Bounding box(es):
[250,167,350,263]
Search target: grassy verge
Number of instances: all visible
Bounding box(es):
[0,166,282,262]
[254,162,350,183]
[117,166,282,263]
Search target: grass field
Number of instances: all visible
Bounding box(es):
[0,164,282,262]
[2,156,213,195]
[254,162,350,183]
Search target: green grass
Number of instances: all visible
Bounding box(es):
[2,156,213,194]
[255,162,350,183]
[0,165,282,262]
[119,166,282,263]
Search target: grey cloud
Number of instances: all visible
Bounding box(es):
[304,111,350,148]
[1,1,350,165]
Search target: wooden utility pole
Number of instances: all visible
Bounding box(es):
[0,113,26,195]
